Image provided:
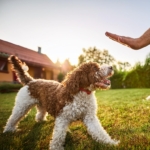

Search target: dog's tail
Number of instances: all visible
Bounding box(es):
[8,55,33,85]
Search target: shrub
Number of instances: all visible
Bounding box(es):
[0,83,22,93]
[110,71,125,89]
[57,72,65,82]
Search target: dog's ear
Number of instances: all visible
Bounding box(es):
[62,69,88,94]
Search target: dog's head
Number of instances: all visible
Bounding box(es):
[62,62,113,94]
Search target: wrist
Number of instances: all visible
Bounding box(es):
[139,28,150,48]
[137,37,144,49]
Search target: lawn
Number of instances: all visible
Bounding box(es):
[0,88,150,150]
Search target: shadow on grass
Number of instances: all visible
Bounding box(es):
[64,123,119,150]
[22,117,54,150]
[22,122,45,150]
[0,122,45,150]
[65,131,119,150]
[1,120,54,150]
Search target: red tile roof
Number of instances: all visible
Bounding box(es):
[0,39,58,69]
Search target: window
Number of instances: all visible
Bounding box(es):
[0,58,8,73]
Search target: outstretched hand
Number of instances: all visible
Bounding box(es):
[105,32,141,50]
[105,28,150,50]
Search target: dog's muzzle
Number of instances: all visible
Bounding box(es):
[94,65,113,89]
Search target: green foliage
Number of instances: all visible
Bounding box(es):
[123,70,140,88]
[111,53,150,88]
[110,71,125,89]
[57,72,65,82]
[78,47,150,89]
[117,61,131,71]
[78,47,115,65]
[144,53,150,66]
[1,89,150,149]
[0,83,22,93]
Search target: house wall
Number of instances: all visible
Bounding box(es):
[0,63,13,82]
[28,66,58,80]
[28,66,53,80]
[45,69,51,80]
[53,68,60,81]
[0,63,60,82]
[45,68,56,80]
[28,66,35,77]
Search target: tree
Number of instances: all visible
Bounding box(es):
[102,49,115,65]
[78,47,115,65]
[117,61,131,71]
[144,53,150,66]
[55,59,61,67]
[61,59,73,74]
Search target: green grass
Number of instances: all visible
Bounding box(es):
[0,89,150,150]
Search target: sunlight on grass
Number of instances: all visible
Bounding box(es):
[0,89,150,149]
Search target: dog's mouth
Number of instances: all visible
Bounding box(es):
[88,67,114,91]
[101,78,111,86]
[95,72,113,89]
[94,69,113,89]
[95,78,111,89]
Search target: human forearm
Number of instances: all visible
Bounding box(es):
[139,28,150,49]
[105,28,150,50]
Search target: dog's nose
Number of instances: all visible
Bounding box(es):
[109,66,113,70]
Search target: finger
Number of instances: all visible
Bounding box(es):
[106,32,130,46]
[116,37,132,48]
[105,32,125,45]
[105,32,120,41]
[119,37,134,48]
[105,32,136,49]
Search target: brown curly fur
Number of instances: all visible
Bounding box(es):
[8,55,33,85]
[28,62,100,117]
[9,55,101,117]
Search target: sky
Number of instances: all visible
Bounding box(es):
[0,0,150,66]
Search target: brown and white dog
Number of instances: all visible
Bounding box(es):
[3,55,119,150]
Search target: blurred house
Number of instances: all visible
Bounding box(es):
[60,59,73,74]
[0,39,60,83]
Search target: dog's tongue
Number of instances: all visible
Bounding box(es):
[102,79,111,85]
[95,79,111,88]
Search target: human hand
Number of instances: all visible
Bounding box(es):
[105,32,141,50]
[105,28,150,50]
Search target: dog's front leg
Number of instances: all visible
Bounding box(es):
[83,115,119,145]
[50,116,70,150]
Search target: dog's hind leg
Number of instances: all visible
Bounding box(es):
[83,115,119,145]
[50,116,70,150]
[35,104,47,122]
[3,86,37,133]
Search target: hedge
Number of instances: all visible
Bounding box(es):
[0,83,22,93]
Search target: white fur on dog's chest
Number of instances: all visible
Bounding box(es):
[60,91,97,121]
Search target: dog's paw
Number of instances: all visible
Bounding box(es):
[3,127,16,133]
[110,139,120,146]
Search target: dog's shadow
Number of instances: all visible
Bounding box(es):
[22,119,54,150]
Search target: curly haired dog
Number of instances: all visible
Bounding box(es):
[3,55,119,150]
